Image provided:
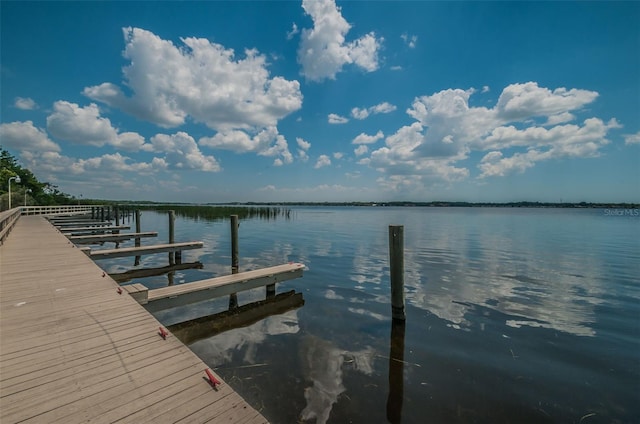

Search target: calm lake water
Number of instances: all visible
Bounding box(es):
[98,207,640,424]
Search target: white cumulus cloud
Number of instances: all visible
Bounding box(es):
[298,0,383,81]
[354,145,368,156]
[297,137,311,151]
[14,97,38,110]
[352,130,384,144]
[315,154,331,168]
[624,131,640,145]
[361,82,618,186]
[351,102,396,120]
[84,27,302,131]
[495,82,598,121]
[199,126,293,166]
[328,113,349,124]
[296,137,311,162]
[0,121,61,152]
[150,132,221,172]
[45,101,149,152]
[47,101,118,147]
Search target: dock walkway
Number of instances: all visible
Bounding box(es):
[0,216,268,424]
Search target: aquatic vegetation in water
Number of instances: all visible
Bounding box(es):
[137,205,292,222]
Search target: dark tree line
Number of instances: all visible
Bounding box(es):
[1,148,76,210]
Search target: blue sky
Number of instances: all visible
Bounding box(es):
[1,1,638,203]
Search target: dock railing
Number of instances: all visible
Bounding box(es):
[0,207,22,246]
[1,205,104,245]
[21,205,101,216]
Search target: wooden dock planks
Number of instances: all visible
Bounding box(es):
[0,216,268,424]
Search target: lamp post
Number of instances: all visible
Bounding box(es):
[8,175,21,210]
[24,188,32,206]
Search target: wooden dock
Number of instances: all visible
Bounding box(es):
[0,215,268,423]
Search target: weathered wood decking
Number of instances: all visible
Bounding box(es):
[0,216,268,424]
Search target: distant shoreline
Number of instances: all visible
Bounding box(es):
[237,201,640,209]
[109,200,640,209]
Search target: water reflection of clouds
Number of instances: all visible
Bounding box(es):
[340,215,609,337]
[347,307,387,321]
[299,336,375,424]
[350,244,386,288]
[404,231,606,337]
[189,298,377,424]
[190,309,300,365]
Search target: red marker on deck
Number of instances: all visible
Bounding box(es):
[205,369,221,389]
[116,287,122,294]
[158,327,168,340]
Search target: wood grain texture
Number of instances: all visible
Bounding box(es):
[0,216,267,424]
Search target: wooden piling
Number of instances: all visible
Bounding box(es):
[389,225,406,321]
[229,215,239,309]
[135,210,141,245]
[100,207,105,221]
[114,205,119,225]
[168,210,175,266]
[134,209,141,266]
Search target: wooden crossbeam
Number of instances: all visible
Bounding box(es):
[59,225,130,233]
[54,221,112,228]
[110,261,203,283]
[89,241,203,259]
[68,231,158,243]
[139,263,305,312]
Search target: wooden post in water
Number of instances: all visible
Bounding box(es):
[91,207,95,219]
[229,215,239,309]
[168,210,175,266]
[389,225,406,321]
[100,207,105,221]
[114,205,119,225]
[134,210,142,266]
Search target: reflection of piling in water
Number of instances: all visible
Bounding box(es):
[168,290,304,344]
[389,225,406,321]
[229,214,239,309]
[386,318,406,424]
